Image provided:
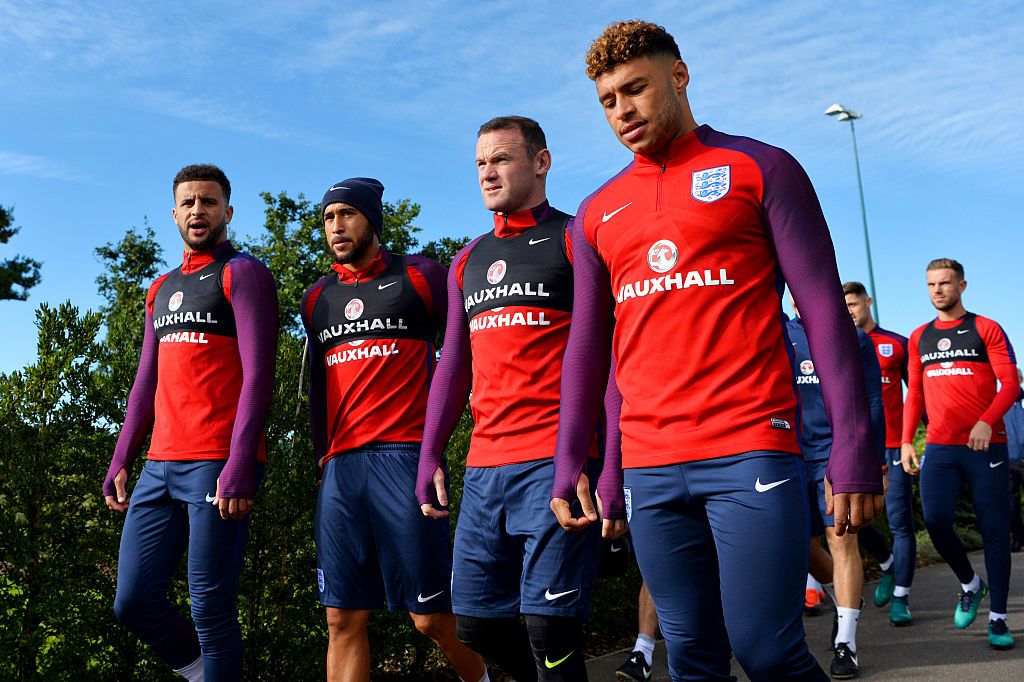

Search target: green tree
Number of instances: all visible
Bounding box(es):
[0,205,42,301]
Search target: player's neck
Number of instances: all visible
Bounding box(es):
[861,319,877,334]
[343,242,382,274]
[936,302,967,322]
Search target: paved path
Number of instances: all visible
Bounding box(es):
[586,550,1023,680]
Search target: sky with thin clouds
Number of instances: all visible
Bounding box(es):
[1,1,1022,372]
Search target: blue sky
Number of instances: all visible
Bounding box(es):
[1,1,1022,373]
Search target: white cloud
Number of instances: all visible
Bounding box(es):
[0,151,89,183]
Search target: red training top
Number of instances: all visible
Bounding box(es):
[902,312,1018,446]
[866,326,909,449]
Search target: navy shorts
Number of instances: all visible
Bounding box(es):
[805,457,833,533]
[314,442,452,613]
[452,458,600,619]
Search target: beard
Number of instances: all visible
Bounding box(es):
[179,218,227,251]
[333,229,377,265]
[932,293,961,312]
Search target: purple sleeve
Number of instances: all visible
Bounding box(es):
[552,208,616,502]
[416,241,479,505]
[103,307,159,497]
[752,144,881,495]
[301,281,329,475]
[407,255,449,325]
[216,256,279,498]
[596,356,625,519]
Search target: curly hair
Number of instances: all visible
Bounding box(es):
[173,164,231,202]
[585,20,682,80]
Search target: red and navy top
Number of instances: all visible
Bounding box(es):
[301,247,446,470]
[902,312,1019,446]
[866,326,909,449]
[103,240,279,499]
[417,202,622,512]
[553,125,881,500]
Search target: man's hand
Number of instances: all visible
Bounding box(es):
[595,491,628,540]
[212,478,254,520]
[881,465,890,495]
[420,467,449,519]
[825,477,883,537]
[901,442,920,475]
[967,420,992,452]
[550,472,600,532]
[104,468,130,512]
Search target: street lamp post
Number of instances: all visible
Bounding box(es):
[825,103,879,324]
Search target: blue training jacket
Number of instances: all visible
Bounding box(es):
[787,316,885,464]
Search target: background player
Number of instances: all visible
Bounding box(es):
[552,20,883,682]
[103,164,278,681]
[301,178,486,682]
[418,115,624,682]
[789,299,885,679]
[902,258,1019,650]
[844,281,915,624]
[1006,369,1024,552]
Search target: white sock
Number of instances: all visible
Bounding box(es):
[961,573,981,594]
[172,657,204,682]
[806,574,822,592]
[634,633,656,661]
[893,586,910,598]
[835,607,860,652]
[989,612,1007,623]
[879,554,894,571]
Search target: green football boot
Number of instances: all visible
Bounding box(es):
[988,619,1014,650]
[954,580,988,629]
[888,595,912,626]
[874,566,895,607]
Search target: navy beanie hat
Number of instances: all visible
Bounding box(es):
[321,177,385,236]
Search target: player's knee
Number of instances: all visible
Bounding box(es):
[411,613,452,643]
[326,608,368,640]
[113,585,151,627]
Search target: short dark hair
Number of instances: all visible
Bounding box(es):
[477,115,548,159]
[842,281,868,297]
[173,164,231,202]
[927,258,965,280]
[585,20,682,80]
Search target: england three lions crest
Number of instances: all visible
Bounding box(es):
[879,343,894,358]
[692,165,731,203]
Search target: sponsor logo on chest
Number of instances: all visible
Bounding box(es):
[317,317,408,343]
[326,340,400,365]
[154,309,218,330]
[617,239,734,303]
[464,280,550,312]
[469,310,550,332]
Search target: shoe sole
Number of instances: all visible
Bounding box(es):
[615,672,650,682]
[831,671,858,680]
[890,619,913,627]
[989,644,1013,651]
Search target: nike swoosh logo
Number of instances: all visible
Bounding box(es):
[329,185,348,191]
[544,588,579,601]
[610,544,624,553]
[545,651,574,668]
[754,477,790,492]
[990,461,1006,468]
[378,281,397,290]
[602,202,632,222]
[417,591,444,603]
[205,493,216,503]
[200,273,215,280]
[528,237,550,245]
[892,459,901,467]
[957,329,969,334]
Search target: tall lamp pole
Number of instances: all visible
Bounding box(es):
[825,103,879,324]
